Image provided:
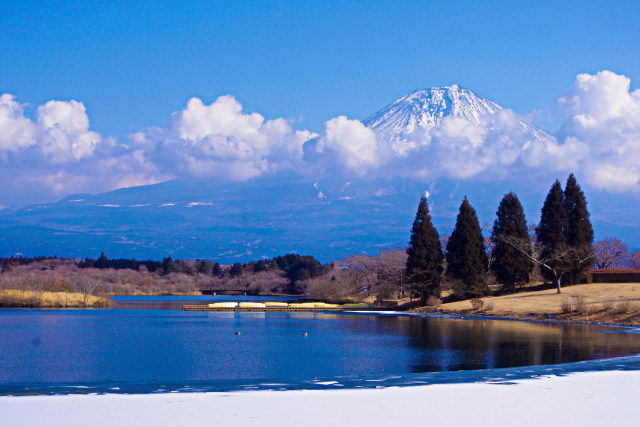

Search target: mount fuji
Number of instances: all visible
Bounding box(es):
[0,87,636,262]
[363,85,553,144]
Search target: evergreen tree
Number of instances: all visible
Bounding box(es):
[254,260,268,272]
[161,256,182,274]
[196,259,214,275]
[445,197,488,298]
[211,262,222,277]
[491,192,533,292]
[536,180,567,286]
[564,174,594,283]
[229,262,244,278]
[405,196,444,301]
[94,252,109,269]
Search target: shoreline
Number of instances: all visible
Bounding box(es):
[3,352,639,396]
[2,370,639,426]
[415,309,640,329]
[2,303,639,329]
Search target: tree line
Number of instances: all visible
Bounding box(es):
[76,252,328,294]
[0,255,67,272]
[406,174,596,302]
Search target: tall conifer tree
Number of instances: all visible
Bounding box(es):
[445,197,488,297]
[564,174,594,283]
[491,192,533,292]
[536,180,567,286]
[406,196,443,301]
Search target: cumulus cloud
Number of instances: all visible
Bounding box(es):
[313,107,548,181]
[315,116,382,175]
[158,95,315,180]
[37,100,102,162]
[554,70,640,191]
[0,94,167,203]
[0,95,101,161]
[0,94,316,203]
[0,94,36,150]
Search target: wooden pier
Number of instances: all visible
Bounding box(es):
[182,305,347,312]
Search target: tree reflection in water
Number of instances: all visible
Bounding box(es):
[379,316,640,373]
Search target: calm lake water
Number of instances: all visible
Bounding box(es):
[1,301,640,394]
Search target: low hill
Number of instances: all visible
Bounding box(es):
[432,282,640,326]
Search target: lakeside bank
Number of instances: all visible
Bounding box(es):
[0,290,108,308]
[422,282,640,326]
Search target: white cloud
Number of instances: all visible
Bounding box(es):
[0,94,166,203]
[554,70,640,191]
[558,71,640,126]
[37,100,102,162]
[0,94,36,150]
[160,95,315,180]
[315,109,544,181]
[0,94,313,203]
[0,95,101,161]
[316,116,382,175]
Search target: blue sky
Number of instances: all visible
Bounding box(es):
[2,0,639,136]
[1,0,640,206]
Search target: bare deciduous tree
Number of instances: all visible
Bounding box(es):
[338,255,379,295]
[594,238,629,269]
[373,248,408,298]
[79,277,102,306]
[499,235,594,294]
[628,250,640,269]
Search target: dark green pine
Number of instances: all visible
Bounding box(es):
[536,179,567,285]
[564,174,594,283]
[445,197,488,297]
[406,196,444,300]
[491,192,533,292]
[94,251,109,269]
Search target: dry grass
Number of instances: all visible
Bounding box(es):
[615,300,633,314]
[602,298,616,311]
[470,298,484,311]
[434,282,640,325]
[426,296,442,307]
[572,295,589,314]
[0,290,108,308]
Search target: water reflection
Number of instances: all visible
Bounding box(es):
[1,309,639,391]
[392,316,640,372]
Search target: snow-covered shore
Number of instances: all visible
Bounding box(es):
[1,371,638,426]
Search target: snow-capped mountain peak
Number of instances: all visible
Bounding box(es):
[363,85,552,143]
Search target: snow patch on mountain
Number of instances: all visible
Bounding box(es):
[187,202,213,207]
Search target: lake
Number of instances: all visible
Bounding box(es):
[1,301,640,395]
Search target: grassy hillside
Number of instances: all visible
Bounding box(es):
[426,282,640,326]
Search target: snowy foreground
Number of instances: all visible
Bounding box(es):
[1,371,639,427]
